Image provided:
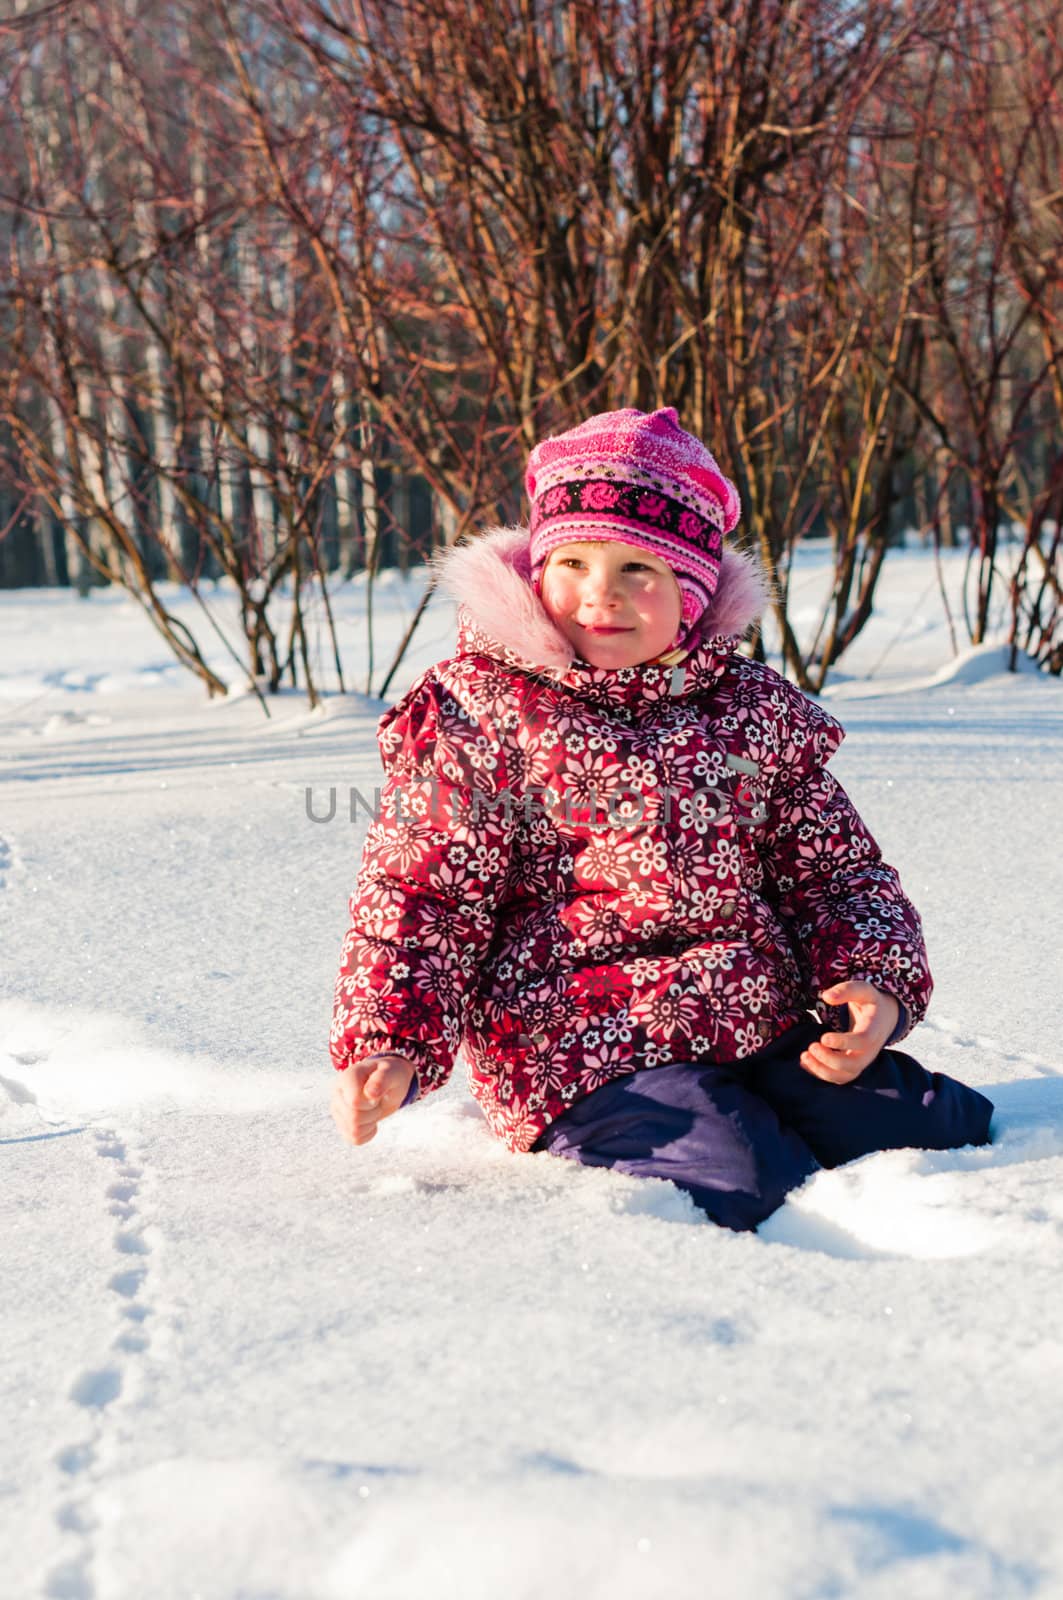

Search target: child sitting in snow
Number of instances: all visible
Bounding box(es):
[329,407,993,1230]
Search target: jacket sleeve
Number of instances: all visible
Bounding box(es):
[330,671,518,1097]
[756,685,932,1046]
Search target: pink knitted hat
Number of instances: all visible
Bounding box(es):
[526,407,741,645]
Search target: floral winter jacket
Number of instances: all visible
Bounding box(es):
[330,524,933,1154]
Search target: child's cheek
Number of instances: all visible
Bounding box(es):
[540,577,570,624]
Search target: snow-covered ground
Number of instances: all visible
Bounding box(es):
[2,540,1062,1600]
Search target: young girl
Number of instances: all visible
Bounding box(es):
[329,407,993,1230]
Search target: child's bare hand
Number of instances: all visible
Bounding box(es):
[799,981,901,1084]
[331,1055,417,1146]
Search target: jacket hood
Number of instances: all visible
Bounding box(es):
[429,521,768,678]
[431,522,771,704]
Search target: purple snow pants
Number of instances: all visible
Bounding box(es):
[532,1018,994,1232]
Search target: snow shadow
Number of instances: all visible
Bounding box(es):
[979,1075,1063,1149]
[0,1126,90,1147]
[808,1502,1042,1598]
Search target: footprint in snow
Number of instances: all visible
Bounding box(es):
[45,1126,161,1600]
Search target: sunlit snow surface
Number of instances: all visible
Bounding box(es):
[2,541,1062,1599]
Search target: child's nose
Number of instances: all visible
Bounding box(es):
[583,568,621,603]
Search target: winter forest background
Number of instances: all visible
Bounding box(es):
[1,0,1061,700]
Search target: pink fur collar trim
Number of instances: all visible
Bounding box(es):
[431,523,769,672]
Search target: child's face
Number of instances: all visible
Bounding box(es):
[540,540,683,668]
